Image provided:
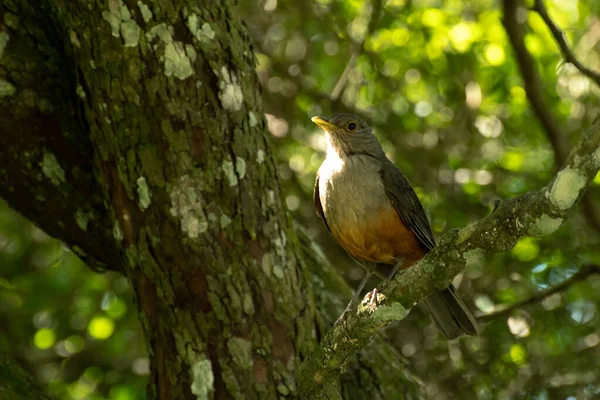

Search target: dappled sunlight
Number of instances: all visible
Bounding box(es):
[1,0,599,398]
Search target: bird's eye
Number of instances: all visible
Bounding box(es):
[346,121,358,132]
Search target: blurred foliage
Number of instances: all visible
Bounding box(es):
[1,0,600,399]
[0,201,147,400]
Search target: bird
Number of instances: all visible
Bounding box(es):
[312,113,478,339]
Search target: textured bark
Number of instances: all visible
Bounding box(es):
[3,0,313,398]
[0,0,423,398]
[47,1,315,398]
[0,0,119,271]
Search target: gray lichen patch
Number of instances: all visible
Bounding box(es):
[190,359,214,400]
[113,221,124,241]
[136,176,152,210]
[75,209,94,231]
[0,79,16,97]
[528,214,563,237]
[76,85,86,99]
[277,384,291,396]
[261,252,273,276]
[456,223,476,245]
[256,150,265,164]
[187,14,215,42]
[593,147,600,168]
[248,111,258,127]
[164,41,194,80]
[70,30,81,48]
[146,23,172,45]
[101,0,140,46]
[121,20,141,47]
[218,67,243,112]
[369,302,409,323]
[227,337,253,369]
[272,264,284,279]
[185,44,197,62]
[101,11,121,37]
[547,167,586,210]
[463,248,485,268]
[222,161,238,186]
[40,150,66,186]
[235,157,246,180]
[169,175,208,238]
[242,292,254,315]
[220,214,232,228]
[267,190,275,206]
[137,1,153,23]
[273,236,286,259]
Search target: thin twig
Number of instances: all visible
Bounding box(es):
[503,0,570,164]
[477,264,600,321]
[503,0,600,233]
[330,0,383,101]
[331,52,359,100]
[533,0,600,87]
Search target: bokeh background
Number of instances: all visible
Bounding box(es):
[1,0,599,398]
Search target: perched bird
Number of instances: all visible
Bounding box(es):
[312,113,478,339]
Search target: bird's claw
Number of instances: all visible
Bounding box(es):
[361,288,385,313]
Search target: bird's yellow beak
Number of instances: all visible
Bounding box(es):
[311,116,338,132]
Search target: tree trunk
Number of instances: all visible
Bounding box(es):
[0,0,423,398]
[39,0,315,398]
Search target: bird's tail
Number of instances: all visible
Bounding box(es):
[423,284,478,340]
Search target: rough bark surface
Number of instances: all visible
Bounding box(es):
[3,0,315,398]
[51,1,315,398]
[0,0,423,398]
[0,0,120,271]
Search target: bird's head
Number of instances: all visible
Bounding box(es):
[312,113,383,157]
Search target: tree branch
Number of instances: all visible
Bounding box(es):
[0,1,120,272]
[477,264,600,321]
[330,0,383,100]
[297,116,600,398]
[532,0,600,87]
[296,224,424,397]
[503,0,570,164]
[503,0,600,233]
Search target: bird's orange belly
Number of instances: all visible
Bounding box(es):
[331,207,426,265]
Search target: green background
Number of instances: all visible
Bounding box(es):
[1,0,599,398]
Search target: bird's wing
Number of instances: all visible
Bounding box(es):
[313,174,332,233]
[380,161,436,251]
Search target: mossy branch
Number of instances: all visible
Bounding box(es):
[503,0,600,234]
[297,117,600,398]
[532,0,600,87]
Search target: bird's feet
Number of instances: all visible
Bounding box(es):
[387,257,406,280]
[361,288,385,313]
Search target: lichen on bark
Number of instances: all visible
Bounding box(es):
[24,0,318,398]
